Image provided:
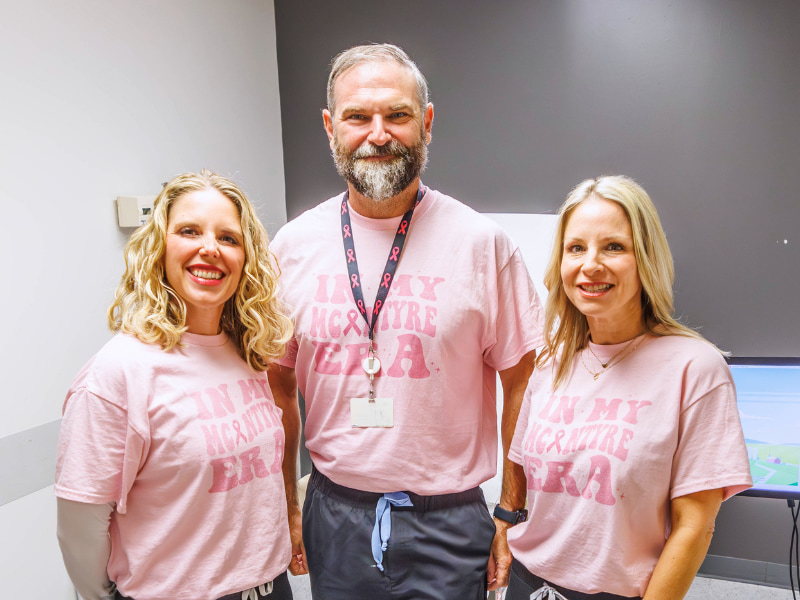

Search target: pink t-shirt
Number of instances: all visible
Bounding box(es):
[271,187,544,494]
[507,334,752,597]
[55,332,291,600]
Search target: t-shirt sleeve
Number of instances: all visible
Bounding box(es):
[508,382,534,466]
[671,380,753,501]
[275,336,298,368]
[55,387,146,513]
[271,235,299,369]
[484,247,545,372]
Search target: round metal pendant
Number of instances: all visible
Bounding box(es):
[362,356,381,375]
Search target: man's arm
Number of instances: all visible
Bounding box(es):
[267,363,307,575]
[487,349,536,591]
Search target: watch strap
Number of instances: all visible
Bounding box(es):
[492,504,528,525]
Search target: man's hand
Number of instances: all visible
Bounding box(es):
[488,519,513,590]
[489,351,536,590]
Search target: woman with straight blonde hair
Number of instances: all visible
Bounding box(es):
[495,175,751,599]
[55,170,297,600]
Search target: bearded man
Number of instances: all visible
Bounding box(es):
[269,44,544,600]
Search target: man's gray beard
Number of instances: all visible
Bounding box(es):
[332,135,428,202]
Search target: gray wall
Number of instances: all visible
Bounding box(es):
[274,0,799,575]
[275,0,800,358]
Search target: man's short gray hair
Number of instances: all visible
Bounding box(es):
[327,43,429,115]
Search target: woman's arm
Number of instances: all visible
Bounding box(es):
[642,488,723,600]
[267,363,307,576]
[57,498,116,600]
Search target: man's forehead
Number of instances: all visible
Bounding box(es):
[338,58,413,79]
[333,61,417,102]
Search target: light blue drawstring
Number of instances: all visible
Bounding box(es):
[371,492,414,571]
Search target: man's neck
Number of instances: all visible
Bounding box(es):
[346,179,420,219]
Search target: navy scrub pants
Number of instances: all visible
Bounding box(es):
[303,466,496,600]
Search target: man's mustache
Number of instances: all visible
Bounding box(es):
[352,141,409,159]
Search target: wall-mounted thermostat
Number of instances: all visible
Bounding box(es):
[117,195,156,227]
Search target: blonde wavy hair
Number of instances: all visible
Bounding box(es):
[538,175,710,388]
[108,169,293,371]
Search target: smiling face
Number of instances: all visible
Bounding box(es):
[560,196,643,344]
[323,60,433,207]
[164,188,245,335]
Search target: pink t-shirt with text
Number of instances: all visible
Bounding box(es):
[271,187,544,494]
[56,332,290,600]
[508,335,752,597]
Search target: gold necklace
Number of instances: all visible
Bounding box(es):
[581,335,645,380]
[587,335,639,368]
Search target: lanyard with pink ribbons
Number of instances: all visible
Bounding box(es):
[339,185,426,397]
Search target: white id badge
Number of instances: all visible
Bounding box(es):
[350,397,394,428]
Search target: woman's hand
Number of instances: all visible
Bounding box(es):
[287,506,308,575]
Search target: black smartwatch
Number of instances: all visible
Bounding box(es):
[492,505,528,525]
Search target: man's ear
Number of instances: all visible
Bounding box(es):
[323,109,335,149]
[424,103,434,144]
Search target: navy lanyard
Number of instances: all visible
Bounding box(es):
[340,186,426,341]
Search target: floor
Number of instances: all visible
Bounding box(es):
[288,573,797,599]
[289,574,311,599]
[685,576,795,600]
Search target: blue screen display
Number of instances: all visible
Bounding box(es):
[729,360,800,499]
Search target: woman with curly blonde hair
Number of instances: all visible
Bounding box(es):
[56,170,296,600]
[109,169,291,370]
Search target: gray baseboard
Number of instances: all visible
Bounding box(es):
[699,554,792,589]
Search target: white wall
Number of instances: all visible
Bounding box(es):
[480,213,558,504]
[0,0,286,595]
[0,486,69,597]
